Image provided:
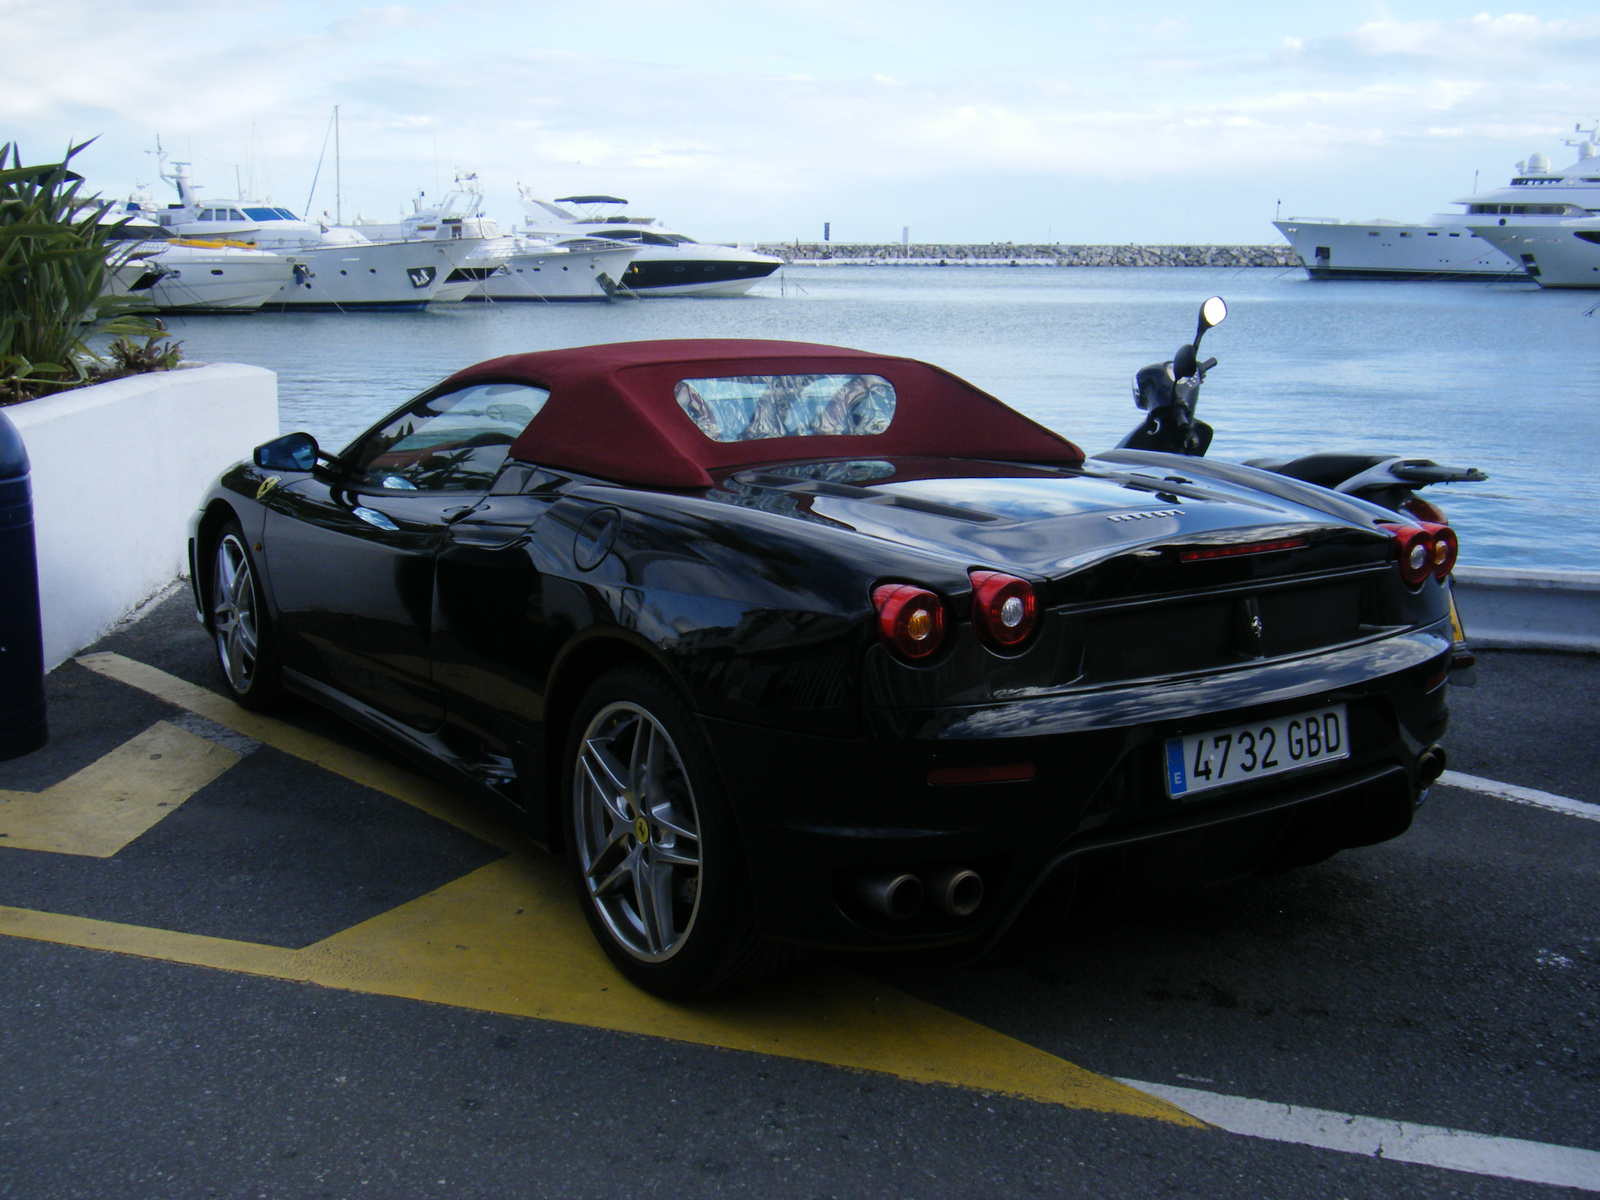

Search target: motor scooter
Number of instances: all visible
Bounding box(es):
[1112,296,1485,682]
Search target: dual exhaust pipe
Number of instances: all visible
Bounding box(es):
[857,865,984,921]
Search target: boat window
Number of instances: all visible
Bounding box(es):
[227,208,246,220]
[244,206,285,220]
[674,374,896,442]
[346,382,551,492]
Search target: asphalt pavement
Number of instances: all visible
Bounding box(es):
[1,589,1595,1199]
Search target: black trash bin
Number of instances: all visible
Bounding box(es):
[0,406,47,760]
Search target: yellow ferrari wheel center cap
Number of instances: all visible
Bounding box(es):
[634,816,650,843]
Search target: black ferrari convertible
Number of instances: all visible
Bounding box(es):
[189,337,1458,996]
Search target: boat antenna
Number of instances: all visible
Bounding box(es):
[304,107,336,220]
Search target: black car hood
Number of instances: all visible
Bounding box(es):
[715,455,1392,583]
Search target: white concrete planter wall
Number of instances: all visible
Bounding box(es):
[9,363,278,669]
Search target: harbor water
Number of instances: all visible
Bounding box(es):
[159,265,1599,572]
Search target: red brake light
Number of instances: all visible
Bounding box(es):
[873,583,947,661]
[969,570,1038,649]
[1400,495,1447,524]
[1379,521,1456,586]
[1420,521,1458,579]
[1179,538,1308,563]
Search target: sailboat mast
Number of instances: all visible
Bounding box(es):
[335,104,342,225]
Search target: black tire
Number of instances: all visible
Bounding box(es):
[208,522,284,710]
[561,663,798,997]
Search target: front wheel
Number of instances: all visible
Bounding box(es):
[562,664,796,997]
[209,523,283,710]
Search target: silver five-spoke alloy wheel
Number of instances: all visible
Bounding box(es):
[572,700,703,962]
[212,532,262,697]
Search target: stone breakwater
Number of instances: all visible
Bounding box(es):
[757,243,1300,268]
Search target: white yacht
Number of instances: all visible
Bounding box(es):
[518,191,782,296]
[348,174,635,302]
[127,156,495,310]
[1468,215,1600,288]
[101,213,292,312]
[1273,124,1600,281]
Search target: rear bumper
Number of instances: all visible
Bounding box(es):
[704,626,1452,953]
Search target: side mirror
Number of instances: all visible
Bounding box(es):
[1194,295,1226,349]
[253,431,319,472]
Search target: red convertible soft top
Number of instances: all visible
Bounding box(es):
[439,339,1084,489]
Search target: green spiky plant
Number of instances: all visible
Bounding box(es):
[0,139,173,406]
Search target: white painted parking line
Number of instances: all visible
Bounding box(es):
[1123,1080,1600,1191]
[1439,770,1600,824]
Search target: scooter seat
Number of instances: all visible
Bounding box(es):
[1242,453,1394,489]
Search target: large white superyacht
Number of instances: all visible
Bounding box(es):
[1469,215,1600,288]
[127,156,495,309]
[1465,129,1600,288]
[1273,124,1600,281]
[517,192,782,296]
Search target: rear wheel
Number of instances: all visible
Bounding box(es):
[563,664,796,996]
[210,523,283,710]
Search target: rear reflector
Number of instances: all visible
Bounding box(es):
[928,763,1037,786]
[1179,538,1308,563]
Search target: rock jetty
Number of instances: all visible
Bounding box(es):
[757,243,1300,268]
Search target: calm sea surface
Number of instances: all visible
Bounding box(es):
[160,265,1600,571]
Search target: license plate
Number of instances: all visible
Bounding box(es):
[1165,704,1349,798]
[1448,585,1467,645]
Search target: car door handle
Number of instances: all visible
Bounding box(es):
[352,505,399,532]
[442,505,476,523]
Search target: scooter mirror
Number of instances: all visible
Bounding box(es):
[1193,295,1227,352]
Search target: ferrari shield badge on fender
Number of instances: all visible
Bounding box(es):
[255,476,281,501]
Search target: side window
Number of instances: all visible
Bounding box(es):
[346,382,549,492]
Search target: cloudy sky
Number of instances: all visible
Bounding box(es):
[4,0,1597,244]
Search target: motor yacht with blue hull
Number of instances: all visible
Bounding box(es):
[521,192,782,296]
[1275,122,1600,281]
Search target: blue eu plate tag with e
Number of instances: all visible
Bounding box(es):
[1166,740,1188,796]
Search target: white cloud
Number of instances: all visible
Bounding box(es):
[2,1,1597,241]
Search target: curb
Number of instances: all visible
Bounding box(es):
[1452,567,1600,654]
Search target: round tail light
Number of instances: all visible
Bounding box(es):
[873,583,947,661]
[1380,521,1455,587]
[1420,521,1459,579]
[969,570,1038,649]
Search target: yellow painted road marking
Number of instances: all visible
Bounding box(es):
[37,652,1199,1125]
[76,653,517,853]
[0,722,238,857]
